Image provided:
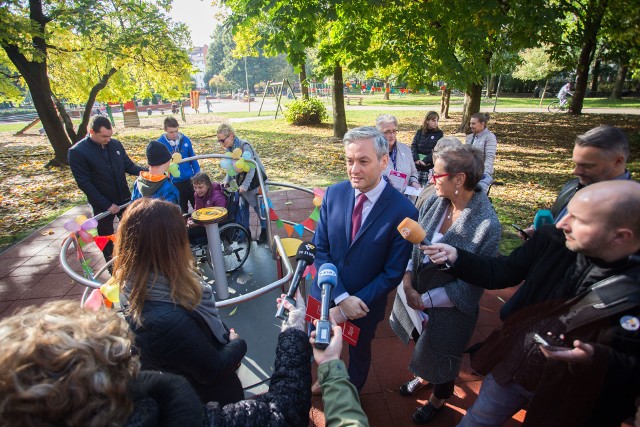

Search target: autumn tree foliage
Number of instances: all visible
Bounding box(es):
[0,0,192,166]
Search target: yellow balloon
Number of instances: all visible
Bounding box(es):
[172,152,182,162]
[100,280,120,303]
[242,163,250,172]
[236,158,246,170]
[232,148,242,160]
[75,215,87,225]
[313,197,322,207]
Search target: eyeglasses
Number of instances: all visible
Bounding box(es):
[431,173,451,184]
[383,129,398,135]
[218,135,229,143]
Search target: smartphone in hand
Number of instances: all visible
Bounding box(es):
[533,333,571,352]
[512,224,530,240]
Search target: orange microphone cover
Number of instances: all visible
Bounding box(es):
[397,217,426,245]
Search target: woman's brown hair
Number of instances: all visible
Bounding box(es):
[113,198,202,322]
[420,111,440,134]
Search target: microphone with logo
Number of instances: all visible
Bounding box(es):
[397,217,451,269]
[275,241,317,320]
[314,262,338,350]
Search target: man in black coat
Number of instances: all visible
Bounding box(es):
[521,126,631,242]
[425,180,640,426]
[68,116,143,262]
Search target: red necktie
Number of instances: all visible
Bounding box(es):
[351,193,368,241]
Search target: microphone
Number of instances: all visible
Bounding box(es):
[397,217,451,269]
[314,263,337,350]
[275,241,316,320]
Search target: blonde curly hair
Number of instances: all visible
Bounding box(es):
[0,301,139,426]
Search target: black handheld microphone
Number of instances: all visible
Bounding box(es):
[314,263,337,350]
[275,241,316,320]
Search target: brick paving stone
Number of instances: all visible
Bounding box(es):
[0,274,44,301]
[21,273,76,299]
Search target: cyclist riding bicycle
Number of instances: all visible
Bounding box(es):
[557,82,572,107]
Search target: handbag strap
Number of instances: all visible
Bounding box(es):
[560,274,640,333]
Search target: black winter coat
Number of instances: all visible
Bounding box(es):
[451,226,640,427]
[68,136,143,212]
[124,329,312,426]
[124,371,203,427]
[410,129,444,171]
[128,300,247,406]
[203,328,312,427]
[550,178,582,220]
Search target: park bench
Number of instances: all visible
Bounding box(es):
[346,96,364,105]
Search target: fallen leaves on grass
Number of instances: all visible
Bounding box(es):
[0,112,638,255]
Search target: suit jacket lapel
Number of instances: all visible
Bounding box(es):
[345,187,356,244]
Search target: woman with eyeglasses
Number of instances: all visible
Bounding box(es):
[216,123,268,244]
[465,113,497,193]
[375,114,421,194]
[390,144,500,424]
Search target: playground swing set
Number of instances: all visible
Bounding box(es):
[258,79,297,119]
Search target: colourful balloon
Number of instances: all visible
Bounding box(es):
[313,196,322,207]
[242,163,250,172]
[232,148,242,159]
[236,158,246,170]
[168,163,181,178]
[228,168,237,177]
[82,218,98,230]
[171,152,182,162]
[75,215,87,225]
[242,151,252,160]
[79,229,94,243]
[64,219,81,232]
[100,280,120,303]
[220,158,232,169]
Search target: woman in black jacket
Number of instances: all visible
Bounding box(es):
[411,111,444,186]
[114,197,247,405]
[0,299,312,427]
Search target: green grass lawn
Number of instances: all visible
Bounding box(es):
[1,109,639,254]
[306,93,640,109]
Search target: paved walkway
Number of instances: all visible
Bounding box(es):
[0,188,631,426]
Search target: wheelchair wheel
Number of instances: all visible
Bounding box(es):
[215,223,251,273]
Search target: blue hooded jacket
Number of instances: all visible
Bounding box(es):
[156,133,200,183]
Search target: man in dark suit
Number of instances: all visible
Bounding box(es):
[68,116,144,263]
[311,126,418,391]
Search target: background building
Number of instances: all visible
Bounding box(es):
[190,45,208,90]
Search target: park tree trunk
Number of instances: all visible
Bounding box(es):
[570,0,608,115]
[53,94,77,143]
[610,59,628,100]
[487,74,497,98]
[590,59,601,94]
[74,67,118,141]
[1,0,71,166]
[458,83,482,133]
[383,80,390,100]
[300,63,309,99]
[539,79,549,107]
[331,64,347,138]
[440,87,451,119]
